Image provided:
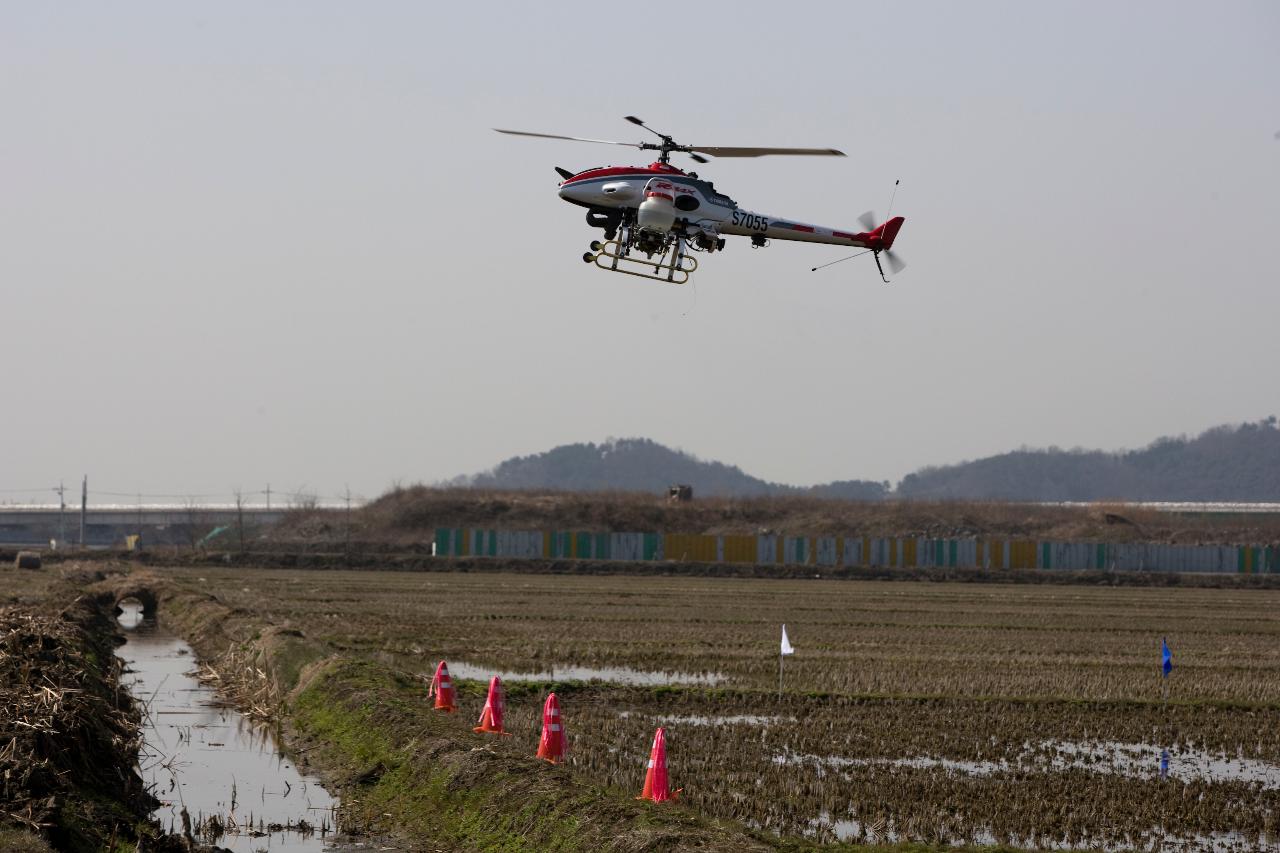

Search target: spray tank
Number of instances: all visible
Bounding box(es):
[636,178,677,234]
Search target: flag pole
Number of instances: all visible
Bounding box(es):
[1161,636,1171,708]
[778,624,793,699]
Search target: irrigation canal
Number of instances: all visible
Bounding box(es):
[116,601,340,851]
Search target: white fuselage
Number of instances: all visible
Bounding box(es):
[558,164,877,248]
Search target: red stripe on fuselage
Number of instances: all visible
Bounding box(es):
[560,163,687,185]
[832,231,859,240]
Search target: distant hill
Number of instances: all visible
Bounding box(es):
[897,418,1280,501]
[447,420,1280,502]
[456,438,889,500]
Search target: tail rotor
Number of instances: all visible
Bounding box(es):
[858,210,906,281]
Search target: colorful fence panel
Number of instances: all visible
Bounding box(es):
[435,528,1276,574]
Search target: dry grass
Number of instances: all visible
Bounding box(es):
[0,567,155,849]
[274,487,1280,547]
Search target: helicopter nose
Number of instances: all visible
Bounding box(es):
[558,181,589,204]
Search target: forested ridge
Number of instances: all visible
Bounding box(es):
[451,419,1280,501]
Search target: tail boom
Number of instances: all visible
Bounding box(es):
[722,212,906,249]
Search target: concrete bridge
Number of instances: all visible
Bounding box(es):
[0,505,291,548]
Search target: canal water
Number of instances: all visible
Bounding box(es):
[117,600,341,851]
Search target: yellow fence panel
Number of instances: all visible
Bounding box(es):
[664,534,717,562]
[1009,540,1037,569]
[722,535,757,563]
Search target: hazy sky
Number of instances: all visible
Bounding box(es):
[2,1,1277,504]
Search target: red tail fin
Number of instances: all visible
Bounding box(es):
[869,216,905,250]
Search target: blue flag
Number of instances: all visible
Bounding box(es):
[1161,637,1173,678]
[1160,748,1169,779]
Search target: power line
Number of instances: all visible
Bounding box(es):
[90,490,222,499]
[6,483,368,505]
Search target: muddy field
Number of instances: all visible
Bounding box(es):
[157,566,1280,851]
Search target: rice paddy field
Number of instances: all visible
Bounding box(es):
[160,567,1280,851]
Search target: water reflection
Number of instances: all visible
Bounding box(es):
[774,740,1280,789]
[620,711,796,726]
[445,659,724,686]
[809,809,1276,852]
[117,602,340,851]
[788,739,1280,851]
[117,598,146,631]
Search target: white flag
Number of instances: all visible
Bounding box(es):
[780,624,795,656]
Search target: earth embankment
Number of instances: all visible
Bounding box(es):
[0,566,157,851]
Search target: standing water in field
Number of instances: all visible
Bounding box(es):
[445,659,724,686]
[117,600,340,851]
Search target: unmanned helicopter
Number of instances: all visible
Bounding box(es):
[495,116,906,285]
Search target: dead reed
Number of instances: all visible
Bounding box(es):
[0,605,148,835]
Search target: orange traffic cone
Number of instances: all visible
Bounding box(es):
[636,727,680,802]
[536,692,566,763]
[428,660,456,712]
[472,676,511,735]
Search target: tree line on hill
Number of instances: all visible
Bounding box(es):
[449,418,1280,502]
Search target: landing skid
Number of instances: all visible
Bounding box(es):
[584,238,698,285]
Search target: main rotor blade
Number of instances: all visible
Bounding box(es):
[624,115,670,142]
[690,146,846,158]
[494,128,639,147]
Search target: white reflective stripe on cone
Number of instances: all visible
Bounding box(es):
[549,708,559,716]
[647,760,655,768]
[550,723,561,732]
[440,681,451,689]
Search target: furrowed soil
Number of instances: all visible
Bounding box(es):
[123,565,1279,852]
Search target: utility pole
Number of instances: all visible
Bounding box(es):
[264,483,271,511]
[79,476,87,549]
[55,482,66,547]
[234,489,245,554]
[343,485,352,560]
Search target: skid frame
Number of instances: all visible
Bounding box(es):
[589,238,698,285]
